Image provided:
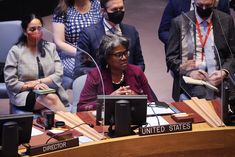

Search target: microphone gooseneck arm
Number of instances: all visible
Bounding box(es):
[214,11,233,58]
[42,27,106,113]
[147,104,160,126]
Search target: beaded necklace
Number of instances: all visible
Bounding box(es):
[112,73,124,85]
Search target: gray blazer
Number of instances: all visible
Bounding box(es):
[4,42,69,107]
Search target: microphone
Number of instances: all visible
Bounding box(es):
[213,26,235,88]
[213,10,235,85]
[214,45,235,125]
[214,10,234,57]
[41,27,106,113]
[45,122,94,144]
[149,84,169,108]
[176,12,195,98]
[147,103,160,126]
[213,45,226,125]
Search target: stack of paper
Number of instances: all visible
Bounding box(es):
[183,76,218,92]
[147,105,174,116]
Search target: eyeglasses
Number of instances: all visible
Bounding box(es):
[111,50,129,59]
[28,26,42,32]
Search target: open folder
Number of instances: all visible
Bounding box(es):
[183,76,219,92]
[33,88,56,95]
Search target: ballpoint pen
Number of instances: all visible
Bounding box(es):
[33,123,44,130]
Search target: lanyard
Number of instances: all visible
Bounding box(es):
[103,20,116,34]
[195,19,213,61]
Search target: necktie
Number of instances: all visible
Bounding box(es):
[202,21,208,35]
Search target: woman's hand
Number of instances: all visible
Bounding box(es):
[23,79,49,91]
[23,80,41,91]
[34,83,49,90]
[111,86,137,96]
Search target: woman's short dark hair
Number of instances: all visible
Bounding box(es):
[98,34,129,69]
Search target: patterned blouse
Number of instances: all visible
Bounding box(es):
[52,0,101,78]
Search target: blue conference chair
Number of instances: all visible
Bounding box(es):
[71,74,87,113]
[0,20,22,99]
[0,20,23,114]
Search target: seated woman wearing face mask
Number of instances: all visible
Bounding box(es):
[4,13,69,112]
[77,34,154,111]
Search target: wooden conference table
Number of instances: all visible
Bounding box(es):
[23,102,235,157]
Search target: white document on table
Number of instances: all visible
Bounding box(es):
[79,136,94,144]
[146,116,169,126]
[31,127,44,136]
[147,105,174,116]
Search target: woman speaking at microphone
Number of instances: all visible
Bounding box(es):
[77,34,154,111]
[4,13,69,112]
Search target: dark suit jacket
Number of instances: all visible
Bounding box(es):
[166,9,235,101]
[77,64,154,111]
[158,0,230,46]
[74,20,145,79]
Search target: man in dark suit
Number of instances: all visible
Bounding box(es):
[166,0,235,101]
[74,0,145,79]
[231,0,235,11]
[158,0,230,48]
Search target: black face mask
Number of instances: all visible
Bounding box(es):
[107,11,125,24]
[196,5,213,18]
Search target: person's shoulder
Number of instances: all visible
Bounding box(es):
[120,23,139,35]
[46,41,56,47]
[7,44,23,59]
[213,9,234,25]
[10,44,21,51]
[121,23,136,30]
[213,9,232,18]
[82,20,102,32]
[86,68,102,81]
[42,41,57,56]
[89,67,100,75]
[9,44,23,53]
[44,41,56,49]
[127,64,143,74]
[173,10,194,22]
[171,15,182,25]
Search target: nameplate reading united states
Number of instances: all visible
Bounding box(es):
[139,122,192,136]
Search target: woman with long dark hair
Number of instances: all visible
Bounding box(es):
[4,13,69,112]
